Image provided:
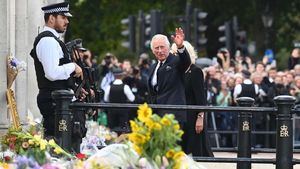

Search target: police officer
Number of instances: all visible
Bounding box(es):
[104,67,135,133]
[30,2,83,138]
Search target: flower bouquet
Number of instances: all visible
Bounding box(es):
[7,55,26,89]
[1,126,72,166]
[80,121,118,156]
[77,104,205,169]
[128,103,185,169]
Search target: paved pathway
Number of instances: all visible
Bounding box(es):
[200,152,300,169]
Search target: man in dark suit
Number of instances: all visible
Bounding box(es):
[148,28,191,122]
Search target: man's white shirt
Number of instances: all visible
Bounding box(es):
[151,60,165,87]
[104,79,135,102]
[36,26,75,81]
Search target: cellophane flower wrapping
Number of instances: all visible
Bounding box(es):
[7,55,26,89]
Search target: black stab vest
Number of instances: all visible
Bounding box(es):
[238,83,257,99]
[30,31,72,90]
[109,84,127,103]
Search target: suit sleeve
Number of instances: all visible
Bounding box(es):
[191,66,207,105]
[177,48,191,72]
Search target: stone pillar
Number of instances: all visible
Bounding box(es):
[0,0,9,129]
[15,0,29,123]
[27,0,44,119]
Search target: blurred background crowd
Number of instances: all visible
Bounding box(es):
[79,44,300,149]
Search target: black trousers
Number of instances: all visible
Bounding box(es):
[37,90,55,137]
[107,109,129,134]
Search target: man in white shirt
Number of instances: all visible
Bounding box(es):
[30,2,82,137]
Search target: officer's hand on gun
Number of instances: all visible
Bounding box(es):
[74,63,83,80]
[79,88,88,101]
[78,88,95,101]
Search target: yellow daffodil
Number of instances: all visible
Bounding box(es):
[137,103,152,122]
[173,124,180,130]
[48,139,56,147]
[173,151,185,160]
[128,133,146,144]
[145,119,154,129]
[129,103,187,169]
[160,117,171,126]
[130,120,139,132]
[39,140,47,150]
[152,123,162,131]
[133,144,142,155]
[173,162,181,169]
[166,149,175,158]
[54,147,63,154]
[145,132,151,141]
[33,134,42,141]
[28,139,34,145]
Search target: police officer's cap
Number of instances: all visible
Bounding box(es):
[241,70,251,79]
[111,67,124,76]
[41,2,72,17]
[75,40,87,51]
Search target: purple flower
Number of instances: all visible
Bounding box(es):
[15,155,41,169]
[10,60,17,67]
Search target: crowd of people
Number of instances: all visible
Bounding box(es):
[32,1,300,156]
[94,45,300,149]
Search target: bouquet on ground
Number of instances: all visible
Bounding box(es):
[80,121,118,157]
[1,126,72,165]
[128,103,186,169]
[7,55,26,89]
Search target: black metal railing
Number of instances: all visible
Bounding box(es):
[51,90,298,169]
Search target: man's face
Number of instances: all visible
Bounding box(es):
[151,38,169,61]
[53,15,69,33]
[269,70,277,79]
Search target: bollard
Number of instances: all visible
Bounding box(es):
[236,97,255,169]
[52,90,74,152]
[71,105,86,153]
[274,95,295,169]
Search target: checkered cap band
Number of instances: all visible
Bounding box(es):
[43,7,69,14]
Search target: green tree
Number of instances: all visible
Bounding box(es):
[66,0,300,69]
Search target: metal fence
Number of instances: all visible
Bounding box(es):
[51,90,299,169]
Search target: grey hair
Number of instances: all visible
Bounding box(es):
[150,34,170,50]
[170,41,197,64]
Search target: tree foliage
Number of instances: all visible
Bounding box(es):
[66,0,300,69]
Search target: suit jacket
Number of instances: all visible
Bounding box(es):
[183,64,213,157]
[148,49,191,122]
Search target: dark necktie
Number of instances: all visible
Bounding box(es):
[153,62,163,92]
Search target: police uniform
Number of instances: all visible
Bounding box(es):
[104,67,135,133]
[30,2,74,137]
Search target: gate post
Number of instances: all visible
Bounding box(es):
[236,97,255,169]
[274,95,295,169]
[52,90,74,151]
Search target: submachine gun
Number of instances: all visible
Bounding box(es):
[66,39,102,115]
[65,39,101,152]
